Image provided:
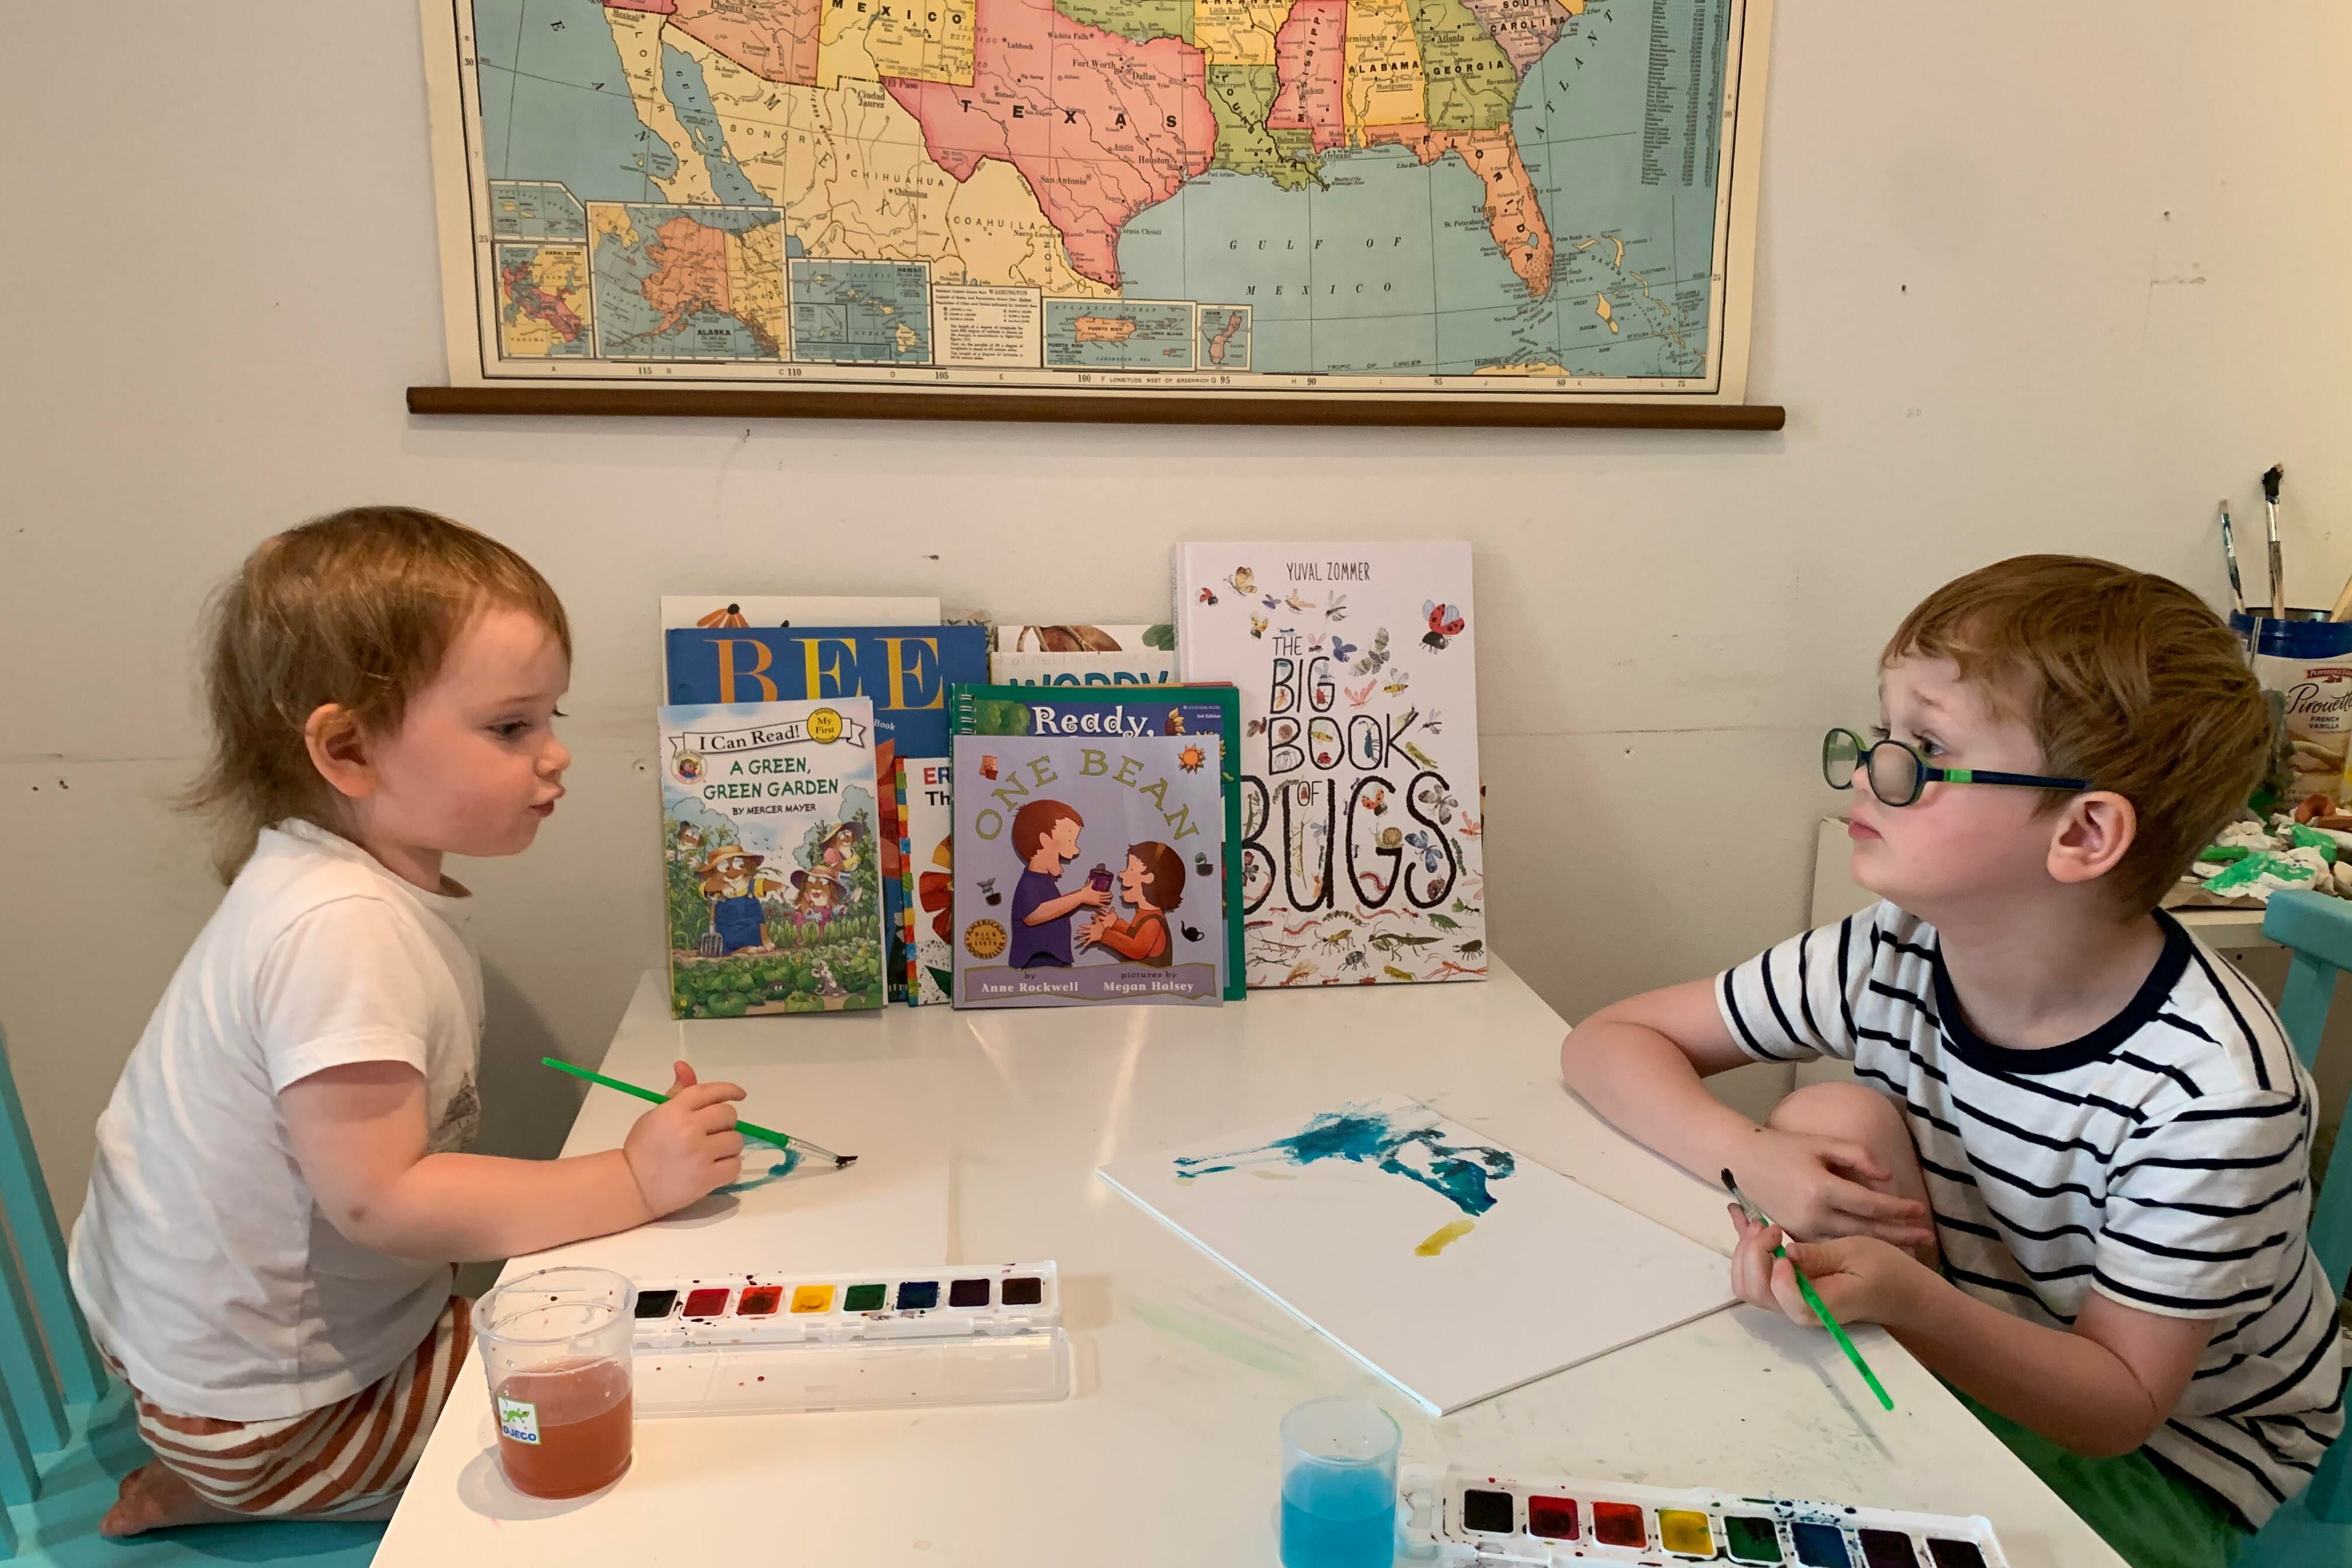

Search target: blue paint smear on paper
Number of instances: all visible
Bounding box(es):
[1173,1104,1516,1216]
[721,1140,800,1195]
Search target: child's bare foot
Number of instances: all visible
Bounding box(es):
[100,1462,242,1536]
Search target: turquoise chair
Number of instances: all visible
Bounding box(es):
[2238,890,2352,1567]
[0,1028,383,1563]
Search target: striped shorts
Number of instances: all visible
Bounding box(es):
[104,1296,473,1517]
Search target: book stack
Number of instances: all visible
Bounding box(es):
[652,547,1483,1020]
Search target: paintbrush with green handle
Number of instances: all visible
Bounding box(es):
[541,1057,856,1168]
[1723,1168,1895,1411]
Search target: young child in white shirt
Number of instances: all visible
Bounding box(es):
[70,506,748,1534]
[1561,556,2340,1568]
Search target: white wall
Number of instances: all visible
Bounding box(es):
[5,3,2350,1223]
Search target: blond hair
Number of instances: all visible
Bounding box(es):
[1885,555,2270,914]
[182,506,570,881]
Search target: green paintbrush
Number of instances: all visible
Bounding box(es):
[541,1057,855,1168]
[1723,1168,1894,1411]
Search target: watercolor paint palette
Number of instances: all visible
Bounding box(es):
[1395,1465,2008,1568]
[628,1262,1069,1416]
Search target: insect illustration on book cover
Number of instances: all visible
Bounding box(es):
[660,699,890,1018]
[1178,545,1487,988]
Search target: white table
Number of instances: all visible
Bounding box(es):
[376,963,2126,1567]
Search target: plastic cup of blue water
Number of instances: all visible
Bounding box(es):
[1279,1396,1401,1568]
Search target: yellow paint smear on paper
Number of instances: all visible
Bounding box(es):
[1414,1218,1476,1256]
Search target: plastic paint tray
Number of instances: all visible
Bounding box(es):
[629,1261,1069,1416]
[1397,1464,2009,1568]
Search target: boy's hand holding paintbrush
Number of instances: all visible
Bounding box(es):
[1726,1202,1929,1342]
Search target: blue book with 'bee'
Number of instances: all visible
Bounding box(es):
[950,732,1225,1009]
[666,624,989,1002]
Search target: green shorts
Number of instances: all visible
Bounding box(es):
[1950,1385,2249,1568]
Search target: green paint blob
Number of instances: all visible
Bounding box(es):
[844,1282,887,1312]
[1727,1515,1786,1564]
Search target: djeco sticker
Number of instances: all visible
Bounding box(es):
[496,1397,541,1446]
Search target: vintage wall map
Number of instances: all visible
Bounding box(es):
[421,0,1769,407]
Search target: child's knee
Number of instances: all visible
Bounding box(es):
[1768,1080,1909,1149]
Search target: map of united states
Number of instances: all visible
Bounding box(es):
[463,0,1735,379]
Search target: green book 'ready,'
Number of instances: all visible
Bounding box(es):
[950,683,1244,1001]
[660,696,890,1019]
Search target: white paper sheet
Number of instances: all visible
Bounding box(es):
[1097,1092,1734,1414]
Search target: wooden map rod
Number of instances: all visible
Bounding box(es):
[407,385,1786,431]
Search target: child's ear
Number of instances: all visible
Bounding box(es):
[304,704,378,801]
[2046,790,2137,888]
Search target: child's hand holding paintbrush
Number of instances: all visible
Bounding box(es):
[1725,1173,1917,1410]
[620,1060,754,1213]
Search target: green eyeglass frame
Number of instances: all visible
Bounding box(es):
[1822,727,2091,808]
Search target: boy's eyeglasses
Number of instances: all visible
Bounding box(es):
[1822,727,2090,808]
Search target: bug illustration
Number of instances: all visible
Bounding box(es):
[1382,669,1412,696]
[1414,780,1458,824]
[1402,830,1444,872]
[1246,716,1268,737]
[1423,709,1444,734]
[1371,930,1440,953]
[1283,589,1314,613]
[1451,897,1478,914]
[1261,594,1280,611]
[1455,939,1485,957]
[1422,600,1465,651]
[1324,591,1348,621]
[1197,586,1219,606]
[1340,949,1368,971]
[1360,786,1388,816]
[1348,628,1390,676]
[1343,679,1376,707]
[1250,615,1268,639]
[1317,926,1357,950]
[1328,634,1359,664]
[1427,912,1462,932]
[1383,965,1416,981]
[1226,566,1256,596]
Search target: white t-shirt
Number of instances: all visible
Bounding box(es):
[1719,902,2342,1527]
[69,818,484,1422]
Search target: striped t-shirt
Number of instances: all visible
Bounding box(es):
[1718,902,2342,1526]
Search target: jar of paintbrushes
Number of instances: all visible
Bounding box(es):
[2232,613,2352,819]
[2220,466,2352,815]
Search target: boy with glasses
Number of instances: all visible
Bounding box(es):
[1561,556,2338,1567]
